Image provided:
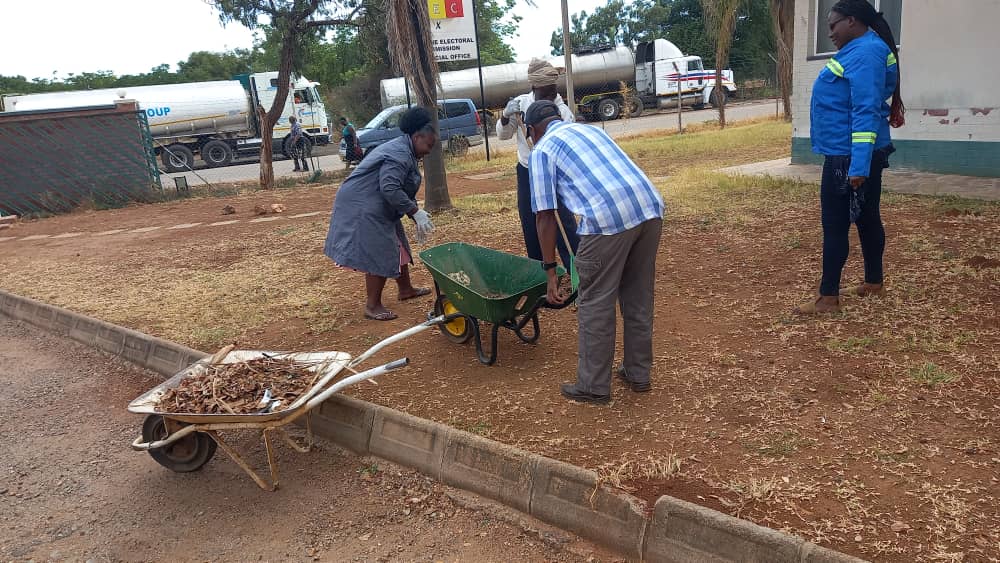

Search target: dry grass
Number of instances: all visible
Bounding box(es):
[3,117,999,561]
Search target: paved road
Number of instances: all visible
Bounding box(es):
[0,317,611,562]
[164,99,784,187]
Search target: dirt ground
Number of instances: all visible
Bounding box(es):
[0,318,615,562]
[1,121,997,561]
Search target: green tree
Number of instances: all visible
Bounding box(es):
[210,0,364,189]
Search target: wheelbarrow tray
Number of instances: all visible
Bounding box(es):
[419,242,564,324]
[127,350,352,425]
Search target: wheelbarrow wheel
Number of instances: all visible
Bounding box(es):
[434,295,472,344]
[142,415,217,473]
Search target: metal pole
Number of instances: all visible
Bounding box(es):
[767,53,779,117]
[472,0,491,161]
[672,62,682,133]
[404,78,412,108]
[560,0,576,118]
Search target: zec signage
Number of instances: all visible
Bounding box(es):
[427,0,478,62]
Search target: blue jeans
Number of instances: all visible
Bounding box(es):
[819,146,892,296]
[516,163,579,267]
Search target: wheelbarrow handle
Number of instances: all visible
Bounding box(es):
[305,358,409,409]
[348,316,445,369]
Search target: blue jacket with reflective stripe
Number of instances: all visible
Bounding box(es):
[810,30,897,177]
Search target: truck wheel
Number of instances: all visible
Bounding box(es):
[627,97,644,118]
[710,88,729,108]
[161,144,195,173]
[448,135,470,157]
[597,98,621,121]
[201,140,234,168]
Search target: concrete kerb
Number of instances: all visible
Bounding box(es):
[529,455,647,559]
[0,289,869,562]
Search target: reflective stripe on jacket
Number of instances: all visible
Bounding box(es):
[810,30,898,177]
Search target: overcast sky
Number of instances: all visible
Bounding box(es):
[0,0,609,81]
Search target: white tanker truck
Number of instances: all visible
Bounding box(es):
[1,72,331,172]
[380,39,736,123]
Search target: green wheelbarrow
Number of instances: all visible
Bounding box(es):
[419,242,577,365]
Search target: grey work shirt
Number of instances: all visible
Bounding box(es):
[323,135,422,278]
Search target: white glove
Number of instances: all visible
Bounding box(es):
[413,208,434,243]
[502,97,521,118]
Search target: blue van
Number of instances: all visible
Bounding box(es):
[340,99,484,161]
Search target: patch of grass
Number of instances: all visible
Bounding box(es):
[276,226,297,236]
[784,233,802,249]
[595,454,683,491]
[357,462,379,477]
[752,430,812,458]
[189,326,236,349]
[826,335,876,353]
[449,418,492,437]
[909,362,959,386]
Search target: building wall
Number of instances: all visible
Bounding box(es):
[791,0,1000,177]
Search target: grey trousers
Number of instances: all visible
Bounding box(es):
[574,218,662,395]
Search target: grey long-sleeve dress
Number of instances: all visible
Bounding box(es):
[323,135,422,279]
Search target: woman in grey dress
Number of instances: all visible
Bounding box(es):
[323,107,438,320]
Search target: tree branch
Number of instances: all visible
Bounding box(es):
[306,17,360,27]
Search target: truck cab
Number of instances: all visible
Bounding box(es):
[235,72,331,161]
[635,40,737,111]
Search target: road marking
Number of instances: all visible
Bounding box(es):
[168,223,203,230]
[95,229,126,236]
[21,234,51,240]
[130,226,162,233]
[209,220,240,226]
[51,232,85,239]
[289,211,323,219]
[250,216,281,223]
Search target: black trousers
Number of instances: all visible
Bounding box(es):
[516,163,579,268]
[819,147,892,296]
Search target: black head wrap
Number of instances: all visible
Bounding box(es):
[831,0,906,127]
[399,106,434,135]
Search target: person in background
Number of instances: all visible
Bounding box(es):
[288,115,309,172]
[795,0,903,314]
[497,58,579,268]
[340,116,362,167]
[525,101,665,405]
[323,107,437,321]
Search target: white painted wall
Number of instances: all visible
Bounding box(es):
[792,0,1000,143]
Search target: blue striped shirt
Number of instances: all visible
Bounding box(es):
[529,121,664,235]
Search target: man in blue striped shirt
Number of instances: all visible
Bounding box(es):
[526,100,665,405]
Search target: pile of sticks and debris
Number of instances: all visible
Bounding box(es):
[155,353,322,415]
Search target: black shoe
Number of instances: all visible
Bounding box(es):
[560,383,611,405]
[616,366,651,393]
[293,166,301,171]
[302,165,309,171]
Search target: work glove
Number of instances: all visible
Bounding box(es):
[502,97,522,119]
[413,208,434,243]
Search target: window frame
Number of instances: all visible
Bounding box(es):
[812,0,902,58]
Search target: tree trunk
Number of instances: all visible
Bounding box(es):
[771,0,794,121]
[422,112,452,211]
[715,68,727,128]
[258,19,299,190]
[257,105,274,188]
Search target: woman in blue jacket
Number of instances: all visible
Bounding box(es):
[796,0,905,315]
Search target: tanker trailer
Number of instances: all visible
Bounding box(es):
[1,72,331,172]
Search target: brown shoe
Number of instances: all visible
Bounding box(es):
[840,283,885,298]
[793,295,840,315]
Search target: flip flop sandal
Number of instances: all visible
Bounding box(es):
[398,287,432,301]
[364,310,398,321]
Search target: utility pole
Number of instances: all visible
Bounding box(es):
[560,0,576,118]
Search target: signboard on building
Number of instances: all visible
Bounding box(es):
[428,0,478,62]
